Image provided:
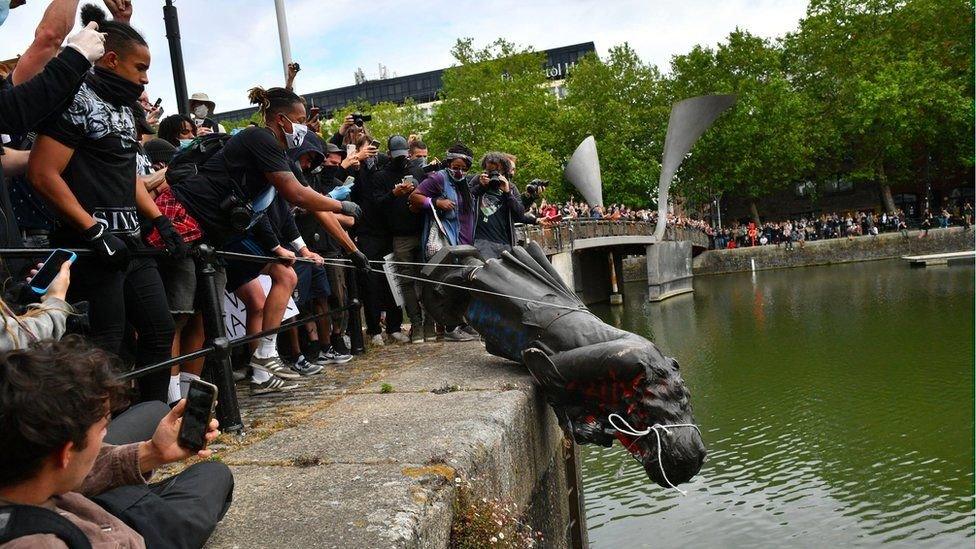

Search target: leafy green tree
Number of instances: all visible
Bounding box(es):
[783,0,974,214]
[558,44,670,207]
[220,112,262,132]
[426,39,562,192]
[668,29,815,223]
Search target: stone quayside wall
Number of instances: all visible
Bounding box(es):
[622,227,974,281]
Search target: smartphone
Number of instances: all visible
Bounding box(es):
[346,144,357,158]
[177,379,218,451]
[153,97,162,109]
[343,175,356,187]
[369,139,380,148]
[28,249,76,295]
[309,107,320,120]
[401,175,415,187]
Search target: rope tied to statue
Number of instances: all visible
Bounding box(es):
[607,413,703,496]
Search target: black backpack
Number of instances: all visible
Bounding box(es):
[165,133,231,187]
[0,505,92,548]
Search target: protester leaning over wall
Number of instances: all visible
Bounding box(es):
[28,5,184,404]
[159,85,367,395]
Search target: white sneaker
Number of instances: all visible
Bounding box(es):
[250,354,302,380]
[370,334,385,347]
[250,375,299,396]
[315,346,353,365]
[443,327,475,342]
[389,331,410,344]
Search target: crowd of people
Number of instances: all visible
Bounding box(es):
[713,206,972,249]
[526,197,715,234]
[0,2,624,545]
[0,2,970,546]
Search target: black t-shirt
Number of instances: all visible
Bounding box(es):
[172,127,291,248]
[41,81,141,241]
[475,189,510,244]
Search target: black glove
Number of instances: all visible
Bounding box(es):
[340,200,362,221]
[83,223,129,270]
[152,215,188,259]
[348,250,369,272]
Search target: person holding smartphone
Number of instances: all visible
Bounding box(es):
[0,337,234,548]
[0,256,73,350]
[368,135,427,343]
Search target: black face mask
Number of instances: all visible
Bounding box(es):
[88,66,146,107]
[393,156,408,170]
[319,164,339,182]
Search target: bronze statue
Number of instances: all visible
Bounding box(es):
[422,243,705,488]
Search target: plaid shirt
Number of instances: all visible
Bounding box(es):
[146,188,203,248]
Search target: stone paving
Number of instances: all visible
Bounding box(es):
[193,338,565,549]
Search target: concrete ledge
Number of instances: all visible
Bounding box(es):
[694,227,974,275]
[623,227,975,280]
[206,344,569,549]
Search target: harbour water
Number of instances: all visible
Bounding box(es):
[584,259,974,548]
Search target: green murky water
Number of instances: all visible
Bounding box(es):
[584,259,974,548]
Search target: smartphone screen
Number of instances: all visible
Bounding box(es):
[309,107,320,119]
[178,380,218,451]
[29,249,75,295]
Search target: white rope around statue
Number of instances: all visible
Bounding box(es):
[607,413,703,496]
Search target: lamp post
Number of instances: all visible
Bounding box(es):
[273,0,292,82]
[163,0,189,115]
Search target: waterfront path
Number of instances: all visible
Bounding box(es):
[195,340,564,548]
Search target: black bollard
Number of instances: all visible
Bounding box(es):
[195,245,244,433]
[345,268,366,355]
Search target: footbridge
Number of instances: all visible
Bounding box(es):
[516,220,709,304]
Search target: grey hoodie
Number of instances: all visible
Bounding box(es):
[0,298,73,351]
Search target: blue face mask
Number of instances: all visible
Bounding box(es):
[0,1,11,27]
[178,138,194,149]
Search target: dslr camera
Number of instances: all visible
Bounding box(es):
[220,193,255,232]
[525,179,549,196]
[487,170,503,190]
[351,112,372,127]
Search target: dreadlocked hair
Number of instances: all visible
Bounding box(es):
[80,4,146,56]
[247,86,303,118]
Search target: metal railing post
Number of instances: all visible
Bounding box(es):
[345,269,366,355]
[195,245,244,433]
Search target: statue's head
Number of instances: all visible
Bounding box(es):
[609,344,706,488]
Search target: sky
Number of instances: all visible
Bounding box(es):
[0,0,809,115]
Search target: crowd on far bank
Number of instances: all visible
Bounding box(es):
[526,198,714,234]
[713,205,974,250]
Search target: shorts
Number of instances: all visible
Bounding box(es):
[158,256,227,316]
[222,236,271,292]
[293,261,330,307]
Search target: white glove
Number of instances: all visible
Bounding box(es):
[66,22,106,63]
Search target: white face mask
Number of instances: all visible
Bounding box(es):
[192,105,209,119]
[179,138,194,149]
[281,115,308,150]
